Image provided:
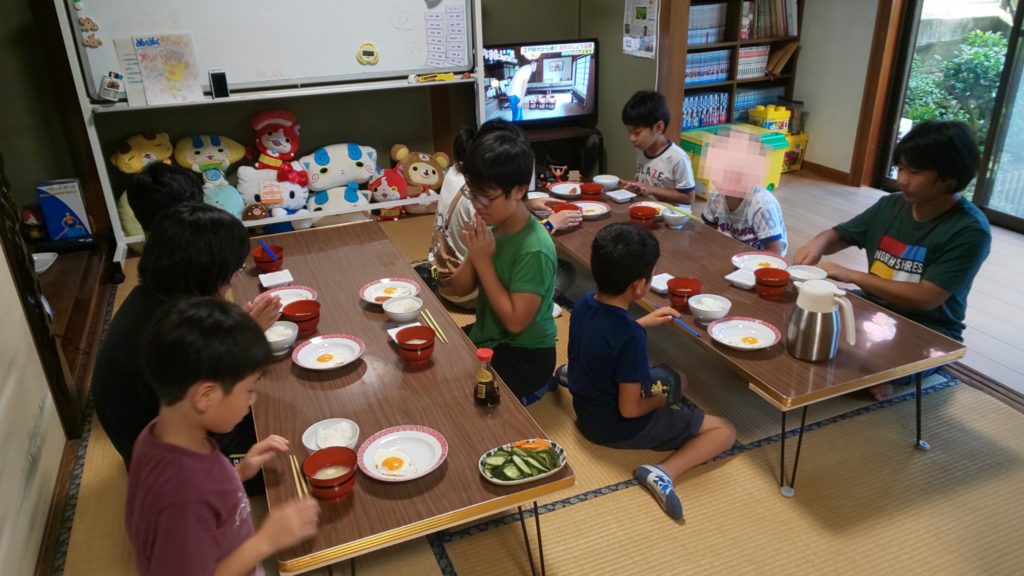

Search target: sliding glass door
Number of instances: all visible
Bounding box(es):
[878,0,1017,198]
[976,4,1024,228]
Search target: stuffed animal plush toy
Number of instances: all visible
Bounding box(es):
[369,168,408,222]
[201,168,244,219]
[110,132,175,247]
[174,133,246,173]
[251,110,301,171]
[390,145,449,215]
[236,162,312,233]
[299,144,377,225]
[242,203,270,221]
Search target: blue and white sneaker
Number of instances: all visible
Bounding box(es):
[633,465,684,520]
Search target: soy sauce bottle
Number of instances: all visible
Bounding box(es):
[474,348,500,407]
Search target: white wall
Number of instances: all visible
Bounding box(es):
[0,255,65,574]
[793,0,879,174]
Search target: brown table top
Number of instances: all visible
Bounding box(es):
[553,202,966,410]
[230,222,574,575]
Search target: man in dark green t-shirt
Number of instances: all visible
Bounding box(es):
[794,120,991,400]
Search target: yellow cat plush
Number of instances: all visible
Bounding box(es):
[110,132,173,174]
[174,133,245,173]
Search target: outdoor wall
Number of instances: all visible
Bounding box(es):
[793,0,880,175]
[0,254,66,575]
[0,1,75,206]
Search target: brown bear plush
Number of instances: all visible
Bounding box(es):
[390,144,450,215]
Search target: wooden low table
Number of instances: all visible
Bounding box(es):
[231,222,574,575]
[553,202,965,495]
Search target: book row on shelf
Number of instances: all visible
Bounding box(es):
[737,45,770,79]
[682,92,729,130]
[687,2,728,46]
[735,85,786,119]
[741,0,799,39]
[685,49,731,86]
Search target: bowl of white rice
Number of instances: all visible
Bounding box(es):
[265,321,299,356]
[688,294,732,324]
[303,418,360,452]
[382,296,423,323]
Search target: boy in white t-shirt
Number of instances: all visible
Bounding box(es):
[699,130,788,256]
[619,90,696,209]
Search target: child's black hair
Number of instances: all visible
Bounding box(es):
[138,203,250,299]
[142,297,271,405]
[591,222,660,295]
[126,163,203,231]
[621,90,670,129]
[893,120,979,193]
[462,119,534,196]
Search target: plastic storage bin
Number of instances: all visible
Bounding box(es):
[783,133,809,173]
[747,105,791,132]
[680,123,790,194]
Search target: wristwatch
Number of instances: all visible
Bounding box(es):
[542,219,556,234]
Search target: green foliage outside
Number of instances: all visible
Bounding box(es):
[904,30,1009,146]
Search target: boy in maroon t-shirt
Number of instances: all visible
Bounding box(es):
[126,298,319,576]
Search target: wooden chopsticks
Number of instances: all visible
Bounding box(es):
[289,453,309,498]
[420,309,449,344]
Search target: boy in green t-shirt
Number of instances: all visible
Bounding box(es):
[448,120,557,404]
[794,120,991,400]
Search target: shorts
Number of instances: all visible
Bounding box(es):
[606,405,705,452]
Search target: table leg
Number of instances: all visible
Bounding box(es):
[534,500,546,576]
[915,373,931,451]
[779,406,809,498]
[517,505,539,576]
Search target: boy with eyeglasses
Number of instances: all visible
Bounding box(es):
[447,120,558,405]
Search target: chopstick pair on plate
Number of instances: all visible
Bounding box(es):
[419,309,449,344]
[289,453,309,498]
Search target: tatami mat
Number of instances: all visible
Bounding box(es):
[448,384,1024,575]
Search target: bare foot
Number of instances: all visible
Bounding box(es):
[869,383,894,402]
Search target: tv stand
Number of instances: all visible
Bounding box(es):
[523,126,605,176]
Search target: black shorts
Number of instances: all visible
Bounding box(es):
[606,406,705,451]
[492,344,556,403]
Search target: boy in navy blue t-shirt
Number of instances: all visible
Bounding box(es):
[565,223,735,520]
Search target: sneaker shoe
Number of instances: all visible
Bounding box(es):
[548,364,569,391]
[633,465,684,520]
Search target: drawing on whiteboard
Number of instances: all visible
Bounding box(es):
[133,33,203,105]
[391,5,415,30]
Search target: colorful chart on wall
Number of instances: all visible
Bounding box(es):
[623,0,659,59]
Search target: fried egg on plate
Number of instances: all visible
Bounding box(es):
[374,448,417,477]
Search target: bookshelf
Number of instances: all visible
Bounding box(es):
[657,0,804,137]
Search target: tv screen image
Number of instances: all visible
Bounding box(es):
[482,40,597,125]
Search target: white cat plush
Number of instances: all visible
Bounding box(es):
[236,163,312,232]
[299,144,378,226]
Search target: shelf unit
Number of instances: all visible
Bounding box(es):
[657,0,804,137]
[53,0,484,274]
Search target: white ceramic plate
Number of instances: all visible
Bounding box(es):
[32,252,58,274]
[256,285,318,309]
[359,277,419,305]
[731,252,789,271]
[707,317,781,351]
[478,440,568,486]
[357,425,448,482]
[632,201,664,219]
[386,322,422,343]
[548,182,582,199]
[787,265,828,281]
[574,200,611,220]
[292,334,365,370]
[302,418,360,452]
[526,191,550,201]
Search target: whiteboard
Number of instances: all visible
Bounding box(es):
[66,0,473,100]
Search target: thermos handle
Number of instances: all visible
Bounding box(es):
[835,296,856,346]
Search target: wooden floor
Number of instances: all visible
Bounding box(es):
[768,172,1024,393]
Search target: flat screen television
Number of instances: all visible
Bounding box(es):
[481,39,598,127]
